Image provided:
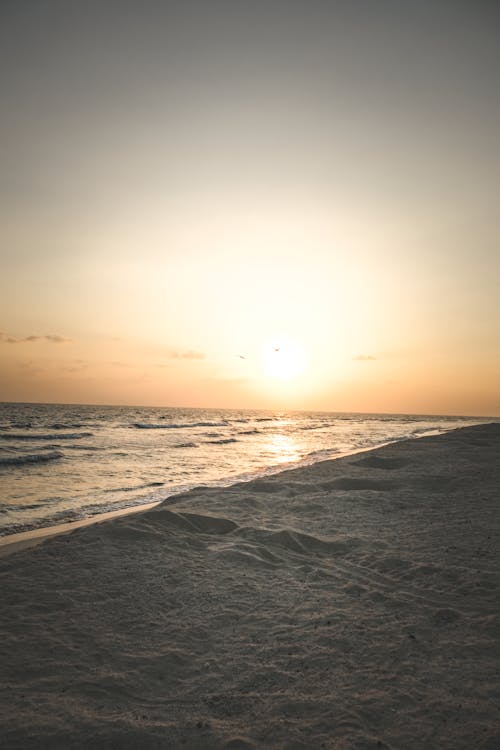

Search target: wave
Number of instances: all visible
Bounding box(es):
[105,480,165,494]
[410,426,442,437]
[174,442,198,449]
[64,444,101,451]
[304,448,340,461]
[0,432,92,441]
[0,451,64,466]
[4,496,64,511]
[132,421,228,430]
[206,438,239,445]
[238,429,261,435]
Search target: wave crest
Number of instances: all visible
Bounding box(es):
[132,421,227,430]
[0,451,64,466]
[0,432,92,441]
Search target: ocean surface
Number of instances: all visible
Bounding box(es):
[0,403,491,536]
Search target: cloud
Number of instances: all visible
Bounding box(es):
[168,349,206,360]
[44,335,73,344]
[0,331,73,344]
[204,376,249,385]
[62,360,88,373]
[353,354,377,361]
[16,360,45,376]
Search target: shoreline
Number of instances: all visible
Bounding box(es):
[1,411,492,549]
[0,429,464,558]
[1,422,499,749]
[0,501,160,558]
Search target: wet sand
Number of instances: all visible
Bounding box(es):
[1,423,499,749]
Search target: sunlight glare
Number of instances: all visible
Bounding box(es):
[262,336,307,380]
[265,432,302,464]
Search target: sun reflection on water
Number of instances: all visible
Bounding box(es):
[265,432,302,465]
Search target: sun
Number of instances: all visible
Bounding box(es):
[262,336,307,380]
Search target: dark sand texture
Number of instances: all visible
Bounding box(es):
[1,423,499,749]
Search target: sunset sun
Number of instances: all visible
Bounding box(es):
[262,337,307,380]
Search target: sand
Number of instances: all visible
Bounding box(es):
[1,423,499,749]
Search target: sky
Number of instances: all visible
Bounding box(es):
[1,0,499,415]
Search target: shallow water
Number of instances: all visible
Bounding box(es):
[0,402,490,535]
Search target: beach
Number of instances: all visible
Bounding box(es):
[1,403,478,538]
[1,423,499,749]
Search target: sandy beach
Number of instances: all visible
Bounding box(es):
[1,423,499,749]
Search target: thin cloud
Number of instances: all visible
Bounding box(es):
[44,335,72,343]
[62,360,89,373]
[0,331,73,344]
[168,349,205,360]
[204,376,249,385]
[353,354,377,361]
[16,360,45,376]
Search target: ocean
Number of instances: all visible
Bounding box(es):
[0,402,489,536]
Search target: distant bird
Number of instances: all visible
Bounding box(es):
[238,355,247,359]
[272,347,280,352]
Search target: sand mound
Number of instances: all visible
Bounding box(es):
[1,423,499,749]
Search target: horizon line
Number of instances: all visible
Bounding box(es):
[0,399,497,421]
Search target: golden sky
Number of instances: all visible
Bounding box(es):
[1,1,499,415]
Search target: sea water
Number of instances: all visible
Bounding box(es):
[0,403,489,536]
